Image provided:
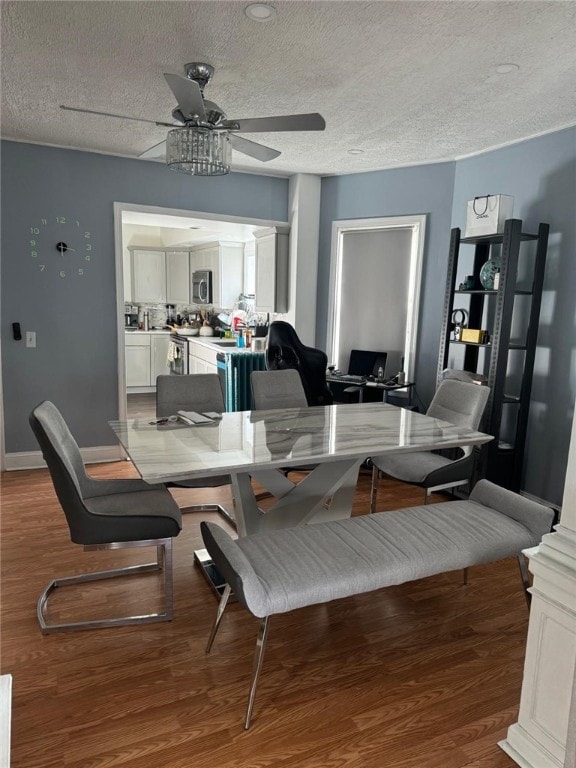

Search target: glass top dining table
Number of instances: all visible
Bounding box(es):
[109,401,492,538]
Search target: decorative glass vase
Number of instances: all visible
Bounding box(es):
[479,255,502,290]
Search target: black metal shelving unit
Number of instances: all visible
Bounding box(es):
[437,218,549,491]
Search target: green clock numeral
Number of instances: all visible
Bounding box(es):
[31,251,38,258]
[41,218,47,225]
[84,231,91,239]
[59,270,66,278]
[39,264,46,271]
[86,244,92,251]
[30,239,36,246]
[78,268,84,276]
[85,255,91,262]
[56,217,66,224]
[30,227,40,235]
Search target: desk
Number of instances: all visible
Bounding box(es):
[109,402,491,538]
[326,375,415,404]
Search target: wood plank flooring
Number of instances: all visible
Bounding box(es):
[1,463,522,767]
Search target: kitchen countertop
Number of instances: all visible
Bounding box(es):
[124,329,264,353]
[187,336,263,354]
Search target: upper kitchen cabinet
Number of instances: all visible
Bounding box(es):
[165,251,190,304]
[253,226,289,313]
[129,247,190,304]
[190,241,244,308]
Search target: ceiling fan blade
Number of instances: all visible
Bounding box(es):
[224,113,326,133]
[229,134,281,162]
[139,139,167,160]
[163,73,206,121]
[60,105,177,128]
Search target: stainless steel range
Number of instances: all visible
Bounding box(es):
[169,335,189,375]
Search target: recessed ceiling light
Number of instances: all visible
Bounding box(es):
[348,149,364,155]
[494,63,520,75]
[245,3,276,21]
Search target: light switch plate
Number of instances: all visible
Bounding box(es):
[26,331,36,348]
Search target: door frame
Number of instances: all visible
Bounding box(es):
[326,214,426,382]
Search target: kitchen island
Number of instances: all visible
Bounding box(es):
[186,336,266,411]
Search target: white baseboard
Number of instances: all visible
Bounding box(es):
[4,445,125,471]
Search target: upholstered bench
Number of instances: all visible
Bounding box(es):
[200,480,554,729]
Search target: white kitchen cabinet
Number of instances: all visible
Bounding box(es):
[151,334,171,382]
[125,333,151,387]
[253,226,289,313]
[125,332,172,390]
[190,242,244,308]
[129,247,190,304]
[166,251,190,304]
[188,339,219,375]
[131,250,166,303]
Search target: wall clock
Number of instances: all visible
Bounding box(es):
[28,216,93,278]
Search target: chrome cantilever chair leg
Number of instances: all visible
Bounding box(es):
[179,501,236,529]
[37,537,174,633]
[245,616,271,730]
[205,584,232,653]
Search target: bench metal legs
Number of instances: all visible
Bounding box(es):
[206,584,271,730]
[245,617,270,730]
[206,584,232,653]
[37,537,174,633]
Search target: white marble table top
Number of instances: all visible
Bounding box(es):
[109,402,492,486]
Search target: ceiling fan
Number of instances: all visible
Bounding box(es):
[61,62,326,175]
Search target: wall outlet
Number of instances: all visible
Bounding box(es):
[26,331,36,348]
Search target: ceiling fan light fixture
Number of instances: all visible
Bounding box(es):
[244,3,276,21]
[166,127,231,176]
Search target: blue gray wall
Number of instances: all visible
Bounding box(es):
[317,127,576,505]
[451,126,576,504]
[3,128,575,504]
[0,141,289,452]
[317,162,457,407]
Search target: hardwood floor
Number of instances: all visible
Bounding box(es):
[0,463,522,767]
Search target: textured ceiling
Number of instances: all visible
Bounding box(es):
[1,0,575,177]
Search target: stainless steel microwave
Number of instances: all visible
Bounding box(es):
[191,270,213,304]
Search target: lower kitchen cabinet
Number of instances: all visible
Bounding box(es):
[125,347,151,387]
[151,334,171,382]
[125,332,171,391]
[188,339,218,374]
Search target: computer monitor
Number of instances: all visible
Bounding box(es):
[348,349,388,378]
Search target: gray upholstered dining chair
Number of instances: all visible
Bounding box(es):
[30,400,182,633]
[156,374,234,525]
[251,369,308,410]
[370,379,490,510]
[251,368,318,482]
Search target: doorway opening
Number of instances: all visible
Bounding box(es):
[326,215,426,385]
[113,202,287,421]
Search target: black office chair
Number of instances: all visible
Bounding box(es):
[30,400,182,633]
[265,321,333,407]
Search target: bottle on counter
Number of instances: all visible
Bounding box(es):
[143,311,149,331]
